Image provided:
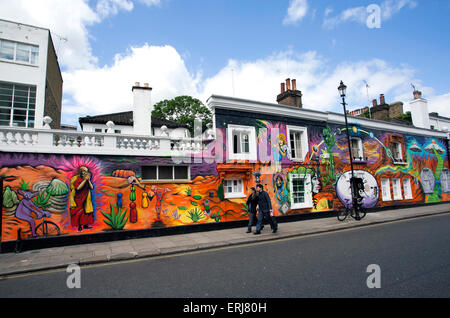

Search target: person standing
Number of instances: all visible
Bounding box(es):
[246,187,258,233]
[254,184,277,234]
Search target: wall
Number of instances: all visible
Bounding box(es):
[1,109,449,242]
[0,20,50,129]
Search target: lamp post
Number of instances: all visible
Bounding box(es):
[338,81,360,220]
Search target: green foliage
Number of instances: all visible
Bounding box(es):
[185,186,192,196]
[187,208,205,223]
[152,95,212,136]
[191,201,198,206]
[3,187,19,208]
[102,203,128,230]
[396,111,412,124]
[178,206,187,210]
[33,191,52,209]
[192,195,202,200]
[19,179,30,191]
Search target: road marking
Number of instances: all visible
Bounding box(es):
[1,211,449,280]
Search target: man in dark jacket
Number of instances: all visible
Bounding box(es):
[254,184,278,234]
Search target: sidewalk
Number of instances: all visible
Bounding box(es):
[1,203,450,277]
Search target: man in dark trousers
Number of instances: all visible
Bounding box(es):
[254,184,278,234]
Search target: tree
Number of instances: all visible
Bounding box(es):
[152,96,212,137]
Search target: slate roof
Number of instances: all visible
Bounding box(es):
[78,111,188,129]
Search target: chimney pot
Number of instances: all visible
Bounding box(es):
[281,83,285,94]
[380,94,385,105]
[372,99,377,107]
[144,83,149,88]
[413,90,422,100]
[286,78,291,91]
[135,82,140,87]
[292,79,297,91]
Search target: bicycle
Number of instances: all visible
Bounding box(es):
[32,215,61,237]
[337,201,366,221]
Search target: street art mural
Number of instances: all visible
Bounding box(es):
[1,115,449,242]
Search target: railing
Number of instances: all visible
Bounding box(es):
[0,126,213,157]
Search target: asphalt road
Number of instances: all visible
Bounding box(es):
[1,213,450,298]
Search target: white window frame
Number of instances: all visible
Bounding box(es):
[350,137,364,161]
[381,178,392,201]
[141,165,191,181]
[403,178,413,200]
[0,39,39,65]
[286,125,308,162]
[392,142,403,161]
[392,178,403,201]
[289,174,313,209]
[227,124,257,161]
[224,179,245,199]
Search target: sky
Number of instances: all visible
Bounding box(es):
[2,0,450,128]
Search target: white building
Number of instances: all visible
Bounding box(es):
[79,82,190,139]
[0,19,63,129]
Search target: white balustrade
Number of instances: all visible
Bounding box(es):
[0,126,211,157]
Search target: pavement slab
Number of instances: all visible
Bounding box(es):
[0,203,449,277]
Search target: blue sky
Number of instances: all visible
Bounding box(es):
[2,0,450,127]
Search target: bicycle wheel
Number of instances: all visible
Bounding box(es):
[357,207,366,219]
[35,221,61,237]
[350,207,366,220]
[337,208,348,221]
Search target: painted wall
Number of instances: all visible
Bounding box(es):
[1,111,449,242]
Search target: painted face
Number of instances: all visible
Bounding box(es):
[79,167,89,178]
[311,176,320,194]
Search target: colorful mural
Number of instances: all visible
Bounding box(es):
[1,114,449,243]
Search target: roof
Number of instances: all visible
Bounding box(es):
[78,111,189,129]
[429,112,450,121]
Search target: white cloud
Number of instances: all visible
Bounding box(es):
[0,0,163,70]
[283,0,309,25]
[62,44,201,122]
[323,0,418,29]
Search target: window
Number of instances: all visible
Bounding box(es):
[0,39,39,65]
[392,178,403,200]
[440,169,450,194]
[227,125,257,161]
[392,142,403,162]
[351,137,364,161]
[0,82,36,127]
[403,178,413,200]
[289,174,313,209]
[142,165,190,181]
[381,178,392,201]
[224,179,244,199]
[287,126,308,161]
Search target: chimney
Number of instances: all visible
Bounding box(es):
[277,78,303,108]
[372,99,377,107]
[410,90,430,129]
[413,90,422,100]
[132,82,153,135]
[380,94,385,105]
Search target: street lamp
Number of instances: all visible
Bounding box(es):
[338,81,360,220]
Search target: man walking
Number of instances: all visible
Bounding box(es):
[254,184,278,235]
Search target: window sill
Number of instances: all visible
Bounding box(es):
[142,180,192,184]
[352,159,368,164]
[224,193,246,199]
[0,58,39,68]
[290,204,313,210]
[393,161,408,165]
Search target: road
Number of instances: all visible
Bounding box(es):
[1,213,450,298]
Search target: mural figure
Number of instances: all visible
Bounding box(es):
[70,166,95,232]
[149,186,171,221]
[15,190,51,237]
[273,133,289,172]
